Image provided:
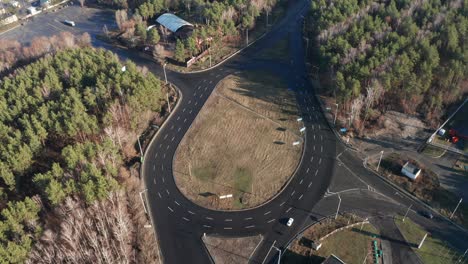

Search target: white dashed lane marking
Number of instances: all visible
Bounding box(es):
[225,219,233,222]
[188,211,195,215]
[203,225,211,228]
[299,179,303,184]
[308,181,313,188]
[174,201,180,206]
[153,178,156,184]
[244,217,253,220]
[206,217,214,220]
[158,192,162,198]
[286,207,292,213]
[264,211,271,215]
[224,227,232,230]
[267,219,275,223]
[166,189,170,195]
[315,169,319,176]
[306,168,310,173]
[167,206,174,212]
[245,225,255,229]
[280,201,285,206]
[182,217,190,221]
[291,190,295,196]
[298,194,303,200]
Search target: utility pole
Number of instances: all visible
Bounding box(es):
[163,62,168,84]
[334,103,339,125]
[189,162,193,179]
[335,193,341,219]
[450,198,463,219]
[139,189,148,214]
[137,136,144,162]
[166,92,171,113]
[377,150,384,172]
[403,204,412,222]
[246,28,249,46]
[418,233,428,249]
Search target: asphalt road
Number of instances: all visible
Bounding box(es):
[3,1,467,263]
[0,3,116,47]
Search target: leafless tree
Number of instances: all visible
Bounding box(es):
[102,24,109,38]
[361,81,384,130]
[350,94,364,127]
[115,9,128,32]
[78,32,91,47]
[159,25,170,43]
[78,0,85,8]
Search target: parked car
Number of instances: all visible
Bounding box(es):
[63,20,75,27]
[286,218,294,227]
[421,211,434,219]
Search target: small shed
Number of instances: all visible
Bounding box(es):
[156,13,193,39]
[401,162,421,180]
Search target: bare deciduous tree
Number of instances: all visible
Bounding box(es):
[115,9,128,32]
[350,94,364,127]
[78,0,85,8]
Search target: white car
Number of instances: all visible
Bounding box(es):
[286,218,294,227]
[64,20,75,27]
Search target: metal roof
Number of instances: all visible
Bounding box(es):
[156,13,193,33]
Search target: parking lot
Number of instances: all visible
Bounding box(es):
[0,2,117,47]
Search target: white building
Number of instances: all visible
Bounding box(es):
[0,14,18,25]
[10,1,20,7]
[401,162,421,180]
[27,6,39,15]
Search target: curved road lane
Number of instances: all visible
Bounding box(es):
[141,0,340,263]
[138,0,468,263]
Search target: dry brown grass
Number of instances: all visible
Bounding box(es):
[174,71,302,210]
[284,214,377,264]
[203,235,263,264]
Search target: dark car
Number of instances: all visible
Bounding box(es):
[421,210,434,219]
